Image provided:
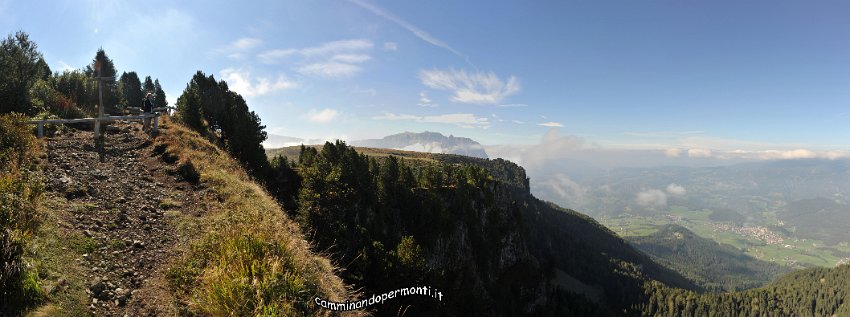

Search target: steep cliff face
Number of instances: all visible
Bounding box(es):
[414,176,698,316]
[292,142,696,316]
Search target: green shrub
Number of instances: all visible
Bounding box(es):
[0,113,44,313]
[396,235,425,269]
[0,113,39,171]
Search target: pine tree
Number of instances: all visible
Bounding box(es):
[175,83,203,131]
[84,48,120,113]
[153,79,167,108]
[142,76,154,95]
[118,71,143,109]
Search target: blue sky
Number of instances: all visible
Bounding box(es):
[2,0,849,159]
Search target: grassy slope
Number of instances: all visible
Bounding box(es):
[21,118,358,316]
[24,195,90,316]
[154,117,359,316]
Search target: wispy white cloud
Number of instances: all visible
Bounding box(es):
[220,68,298,97]
[383,42,398,51]
[306,108,340,123]
[612,133,850,161]
[298,62,362,78]
[348,0,468,62]
[373,111,490,128]
[332,54,372,63]
[349,86,377,96]
[232,37,262,50]
[512,120,525,124]
[216,37,263,60]
[538,122,564,127]
[636,184,684,208]
[666,183,686,195]
[417,91,438,107]
[260,39,373,79]
[687,148,712,158]
[496,103,528,108]
[664,148,682,157]
[302,39,373,56]
[540,173,591,205]
[419,68,520,105]
[56,60,75,72]
[636,189,667,208]
[258,39,373,64]
[723,149,831,160]
[257,49,298,63]
[485,128,585,168]
[626,130,705,138]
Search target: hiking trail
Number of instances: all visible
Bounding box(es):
[43,122,193,316]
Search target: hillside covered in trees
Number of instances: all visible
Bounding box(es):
[263,140,850,316]
[628,224,791,292]
[4,31,850,316]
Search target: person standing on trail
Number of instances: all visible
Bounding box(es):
[143,93,154,130]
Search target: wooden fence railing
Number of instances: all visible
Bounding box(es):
[28,107,169,138]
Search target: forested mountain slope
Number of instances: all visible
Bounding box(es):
[269,142,850,316]
[628,224,790,291]
[641,264,850,316]
[270,142,697,316]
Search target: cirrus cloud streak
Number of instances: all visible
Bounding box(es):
[419,68,520,105]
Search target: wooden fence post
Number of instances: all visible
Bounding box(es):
[153,113,159,133]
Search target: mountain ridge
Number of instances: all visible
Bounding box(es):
[350,131,489,158]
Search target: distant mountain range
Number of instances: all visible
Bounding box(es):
[263,131,489,159]
[350,131,488,158]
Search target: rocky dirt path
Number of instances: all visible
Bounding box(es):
[44,122,191,316]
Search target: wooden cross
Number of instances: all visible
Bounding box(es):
[90,60,114,138]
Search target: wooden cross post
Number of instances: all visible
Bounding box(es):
[91,61,114,138]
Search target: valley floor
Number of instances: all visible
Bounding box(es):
[600,206,850,269]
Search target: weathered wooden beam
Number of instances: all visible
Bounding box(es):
[28,114,156,125]
[28,113,159,139]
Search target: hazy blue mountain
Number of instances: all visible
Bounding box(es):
[351,131,488,158]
